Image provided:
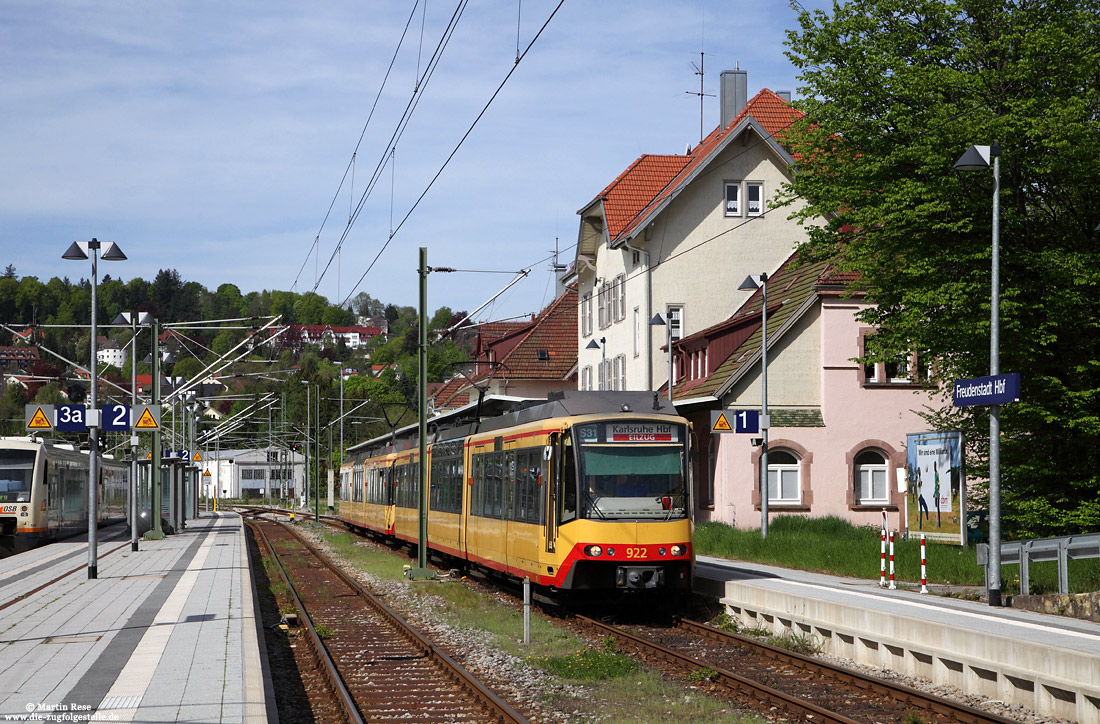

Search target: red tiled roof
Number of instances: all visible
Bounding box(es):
[495,287,577,379]
[588,89,804,246]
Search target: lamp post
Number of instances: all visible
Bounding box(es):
[585,337,606,390]
[955,141,1003,606]
[300,380,311,512]
[114,311,152,551]
[738,272,770,539]
[649,315,673,400]
[63,238,126,579]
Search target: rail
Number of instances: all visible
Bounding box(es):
[977,532,1100,594]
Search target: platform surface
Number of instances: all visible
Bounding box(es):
[0,512,272,724]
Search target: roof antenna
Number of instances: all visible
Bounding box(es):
[685,53,714,146]
[549,237,567,273]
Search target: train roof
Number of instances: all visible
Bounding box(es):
[346,391,679,459]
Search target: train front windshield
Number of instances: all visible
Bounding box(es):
[0,450,35,503]
[574,421,688,520]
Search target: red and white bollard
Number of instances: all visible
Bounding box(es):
[920,533,928,594]
[879,526,887,587]
[888,531,896,589]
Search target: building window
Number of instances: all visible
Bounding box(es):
[581,292,592,337]
[855,450,889,504]
[598,280,613,329]
[580,366,592,391]
[767,450,801,504]
[667,304,683,342]
[886,356,912,383]
[633,307,640,358]
[747,182,764,216]
[614,354,626,390]
[724,182,741,216]
[598,359,607,391]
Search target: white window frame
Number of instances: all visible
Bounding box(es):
[613,274,626,322]
[615,354,626,390]
[598,281,613,330]
[667,304,683,343]
[597,359,607,391]
[581,292,592,337]
[633,307,640,358]
[580,365,592,391]
[855,450,889,504]
[724,182,741,217]
[746,181,764,216]
[767,451,801,504]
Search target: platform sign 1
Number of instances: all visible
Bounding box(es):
[711,409,760,434]
[25,404,55,431]
[101,403,131,431]
[55,404,87,431]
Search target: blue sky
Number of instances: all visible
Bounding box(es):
[1,1,830,323]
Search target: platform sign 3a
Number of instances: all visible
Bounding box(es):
[25,405,56,431]
[133,405,161,431]
[55,404,86,432]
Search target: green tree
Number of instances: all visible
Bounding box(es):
[781,0,1100,536]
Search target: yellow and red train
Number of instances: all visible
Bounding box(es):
[337,391,694,601]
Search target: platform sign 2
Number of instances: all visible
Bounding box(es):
[101,404,131,431]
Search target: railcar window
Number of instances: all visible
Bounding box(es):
[577,446,687,520]
[0,450,35,502]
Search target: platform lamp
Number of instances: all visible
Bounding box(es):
[738,272,770,540]
[585,337,606,390]
[954,142,1003,606]
[63,238,127,579]
[648,315,674,401]
[113,310,153,552]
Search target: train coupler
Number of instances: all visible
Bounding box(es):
[615,566,665,589]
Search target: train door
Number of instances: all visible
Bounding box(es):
[544,435,558,553]
[384,461,396,534]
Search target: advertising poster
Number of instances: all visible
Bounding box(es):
[905,431,965,544]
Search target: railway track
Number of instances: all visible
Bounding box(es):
[247,514,531,724]
[577,614,1022,724]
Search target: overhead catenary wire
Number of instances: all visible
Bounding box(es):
[340,1,565,311]
[309,0,473,300]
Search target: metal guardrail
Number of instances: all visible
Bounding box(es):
[977,532,1100,595]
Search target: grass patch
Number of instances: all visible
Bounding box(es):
[696,516,1100,594]
[529,637,637,680]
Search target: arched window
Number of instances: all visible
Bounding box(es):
[767,450,801,504]
[855,450,888,504]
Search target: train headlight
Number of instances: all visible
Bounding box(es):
[21,506,28,512]
[670,545,685,557]
[658,547,667,556]
[606,547,615,557]
[585,545,602,557]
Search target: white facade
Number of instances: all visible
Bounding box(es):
[199,447,306,501]
[97,346,127,369]
[573,80,813,395]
